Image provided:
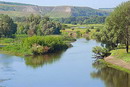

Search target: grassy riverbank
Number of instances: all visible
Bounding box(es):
[0,35,75,56]
[111,49,130,62]
[101,58,130,74]
[103,48,130,73]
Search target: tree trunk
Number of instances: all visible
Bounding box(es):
[126,40,129,53]
[126,26,129,53]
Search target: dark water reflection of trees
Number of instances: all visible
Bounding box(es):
[24,50,65,68]
[91,61,130,87]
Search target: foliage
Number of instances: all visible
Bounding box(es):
[86,29,90,33]
[93,1,130,53]
[2,36,69,55]
[96,28,100,32]
[62,35,76,42]
[31,45,50,55]
[0,38,14,43]
[83,16,106,24]
[58,16,106,24]
[17,14,62,36]
[109,1,130,53]
[71,7,109,17]
[0,14,17,38]
[92,46,110,58]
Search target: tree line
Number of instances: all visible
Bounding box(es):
[13,16,106,25]
[56,16,106,25]
[0,14,62,38]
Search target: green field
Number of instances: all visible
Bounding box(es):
[61,24,104,37]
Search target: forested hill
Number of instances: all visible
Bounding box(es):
[0,1,111,18]
[0,1,34,6]
[99,8,114,12]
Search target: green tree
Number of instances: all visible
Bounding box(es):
[105,1,130,53]
[23,14,62,36]
[93,1,130,53]
[0,14,17,37]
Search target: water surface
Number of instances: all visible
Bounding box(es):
[0,38,130,87]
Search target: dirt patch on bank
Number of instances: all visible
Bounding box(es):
[105,56,130,70]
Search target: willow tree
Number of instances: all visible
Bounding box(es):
[102,1,130,53]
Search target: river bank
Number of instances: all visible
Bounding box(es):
[103,56,130,73]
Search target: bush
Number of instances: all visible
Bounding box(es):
[76,31,81,37]
[91,26,94,29]
[86,29,90,33]
[96,28,100,32]
[31,44,50,55]
[2,36,69,55]
[117,44,125,49]
[92,46,110,58]
[62,35,76,42]
[22,36,68,52]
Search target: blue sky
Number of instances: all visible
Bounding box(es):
[1,0,129,8]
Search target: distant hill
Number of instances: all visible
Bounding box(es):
[99,8,114,12]
[0,1,34,6]
[0,1,111,18]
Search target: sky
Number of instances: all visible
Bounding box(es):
[1,0,129,9]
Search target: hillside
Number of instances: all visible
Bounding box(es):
[99,8,114,12]
[0,1,111,18]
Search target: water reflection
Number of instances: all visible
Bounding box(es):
[91,61,130,87]
[24,50,65,68]
[0,55,19,87]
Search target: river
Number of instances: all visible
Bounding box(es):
[0,38,130,87]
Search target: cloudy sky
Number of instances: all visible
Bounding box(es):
[1,0,129,8]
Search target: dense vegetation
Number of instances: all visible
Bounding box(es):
[0,2,110,57]
[61,24,104,38]
[0,14,17,38]
[0,14,76,56]
[16,14,62,36]
[92,1,130,59]
[0,14,62,37]
[56,16,106,24]
[92,46,110,58]
[1,36,69,55]
[71,7,109,17]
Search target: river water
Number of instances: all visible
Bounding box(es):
[0,38,130,87]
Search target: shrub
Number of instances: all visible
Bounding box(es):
[92,46,110,58]
[86,29,90,33]
[62,36,76,42]
[76,31,81,37]
[117,44,125,49]
[96,28,100,32]
[31,44,50,55]
[91,26,94,29]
